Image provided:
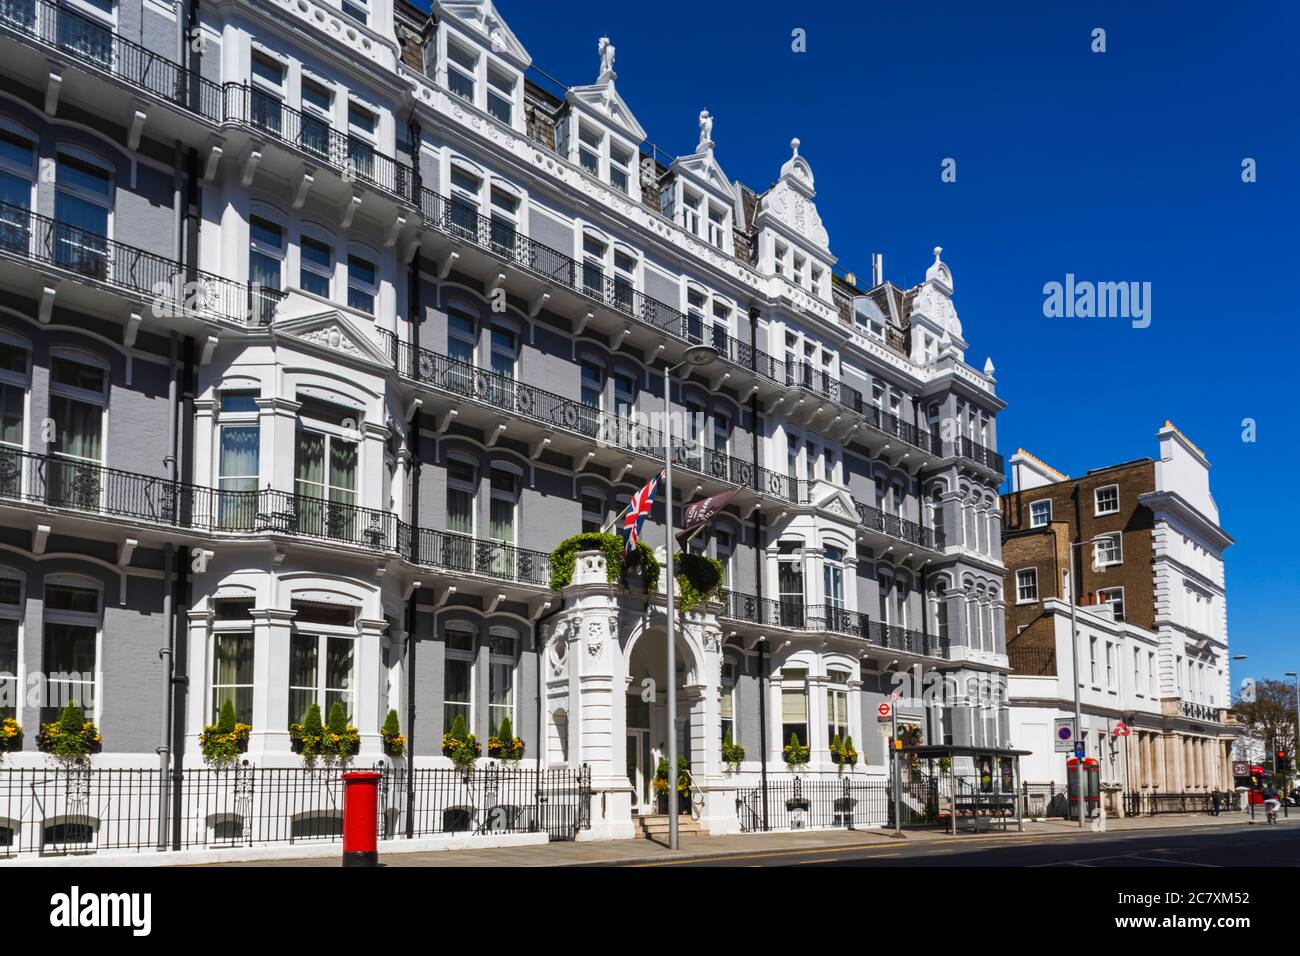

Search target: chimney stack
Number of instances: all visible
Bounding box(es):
[871,253,883,287]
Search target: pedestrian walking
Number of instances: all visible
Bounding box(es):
[1210,790,1221,816]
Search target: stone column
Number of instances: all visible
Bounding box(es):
[184,607,214,756]
[355,616,387,753]
[247,607,297,761]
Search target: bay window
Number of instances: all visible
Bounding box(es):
[216,389,260,529]
[295,397,359,539]
[211,601,253,725]
[249,214,284,324]
[823,546,845,611]
[777,542,804,628]
[288,602,356,723]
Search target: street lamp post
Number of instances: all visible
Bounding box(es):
[1064,535,1115,829]
[1286,672,1299,793]
[662,344,718,851]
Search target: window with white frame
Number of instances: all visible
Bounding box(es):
[445,456,477,536]
[773,241,788,276]
[1093,533,1122,567]
[826,668,850,749]
[577,123,601,177]
[446,37,478,103]
[443,623,475,733]
[580,359,603,409]
[706,203,726,248]
[216,389,259,529]
[1029,499,1052,527]
[1148,651,1157,697]
[249,214,284,323]
[486,63,515,125]
[777,541,804,627]
[581,234,606,295]
[714,527,735,580]
[294,396,358,516]
[299,235,333,298]
[608,140,633,195]
[211,599,254,725]
[288,601,357,723]
[41,579,101,724]
[488,628,516,737]
[0,574,20,719]
[612,249,636,311]
[449,166,481,236]
[781,668,808,748]
[1094,484,1119,516]
[489,322,518,406]
[346,254,377,315]
[1133,646,1142,695]
[346,101,378,182]
[250,51,286,137]
[448,307,477,366]
[48,352,106,506]
[341,0,369,25]
[1016,568,1039,603]
[1105,641,1115,689]
[1098,587,1125,621]
[489,185,519,255]
[55,150,112,277]
[300,76,334,159]
[720,657,737,744]
[823,546,845,610]
[0,123,36,220]
[488,466,518,546]
[613,369,636,422]
[686,288,707,344]
[1088,636,1098,685]
[682,189,702,235]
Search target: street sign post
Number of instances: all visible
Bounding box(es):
[1113,722,1130,738]
[1074,742,1086,758]
[1054,717,1076,753]
[877,702,892,720]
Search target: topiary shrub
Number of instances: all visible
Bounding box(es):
[548,532,660,593]
[782,732,810,769]
[488,713,524,763]
[290,702,326,764]
[323,701,360,766]
[381,708,405,758]
[721,729,746,774]
[673,551,724,612]
[442,712,480,773]
[199,699,251,767]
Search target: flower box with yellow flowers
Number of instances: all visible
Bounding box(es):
[1,715,21,754]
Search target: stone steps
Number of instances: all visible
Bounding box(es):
[635,813,702,840]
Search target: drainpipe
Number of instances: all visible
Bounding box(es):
[758,635,769,831]
[156,329,178,849]
[404,336,421,839]
[747,306,769,829]
[171,334,196,850]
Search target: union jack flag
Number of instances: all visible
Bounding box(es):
[622,470,665,558]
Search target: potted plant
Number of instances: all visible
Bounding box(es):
[381,708,406,758]
[830,734,858,773]
[721,730,746,775]
[487,715,524,764]
[198,699,251,768]
[0,715,21,759]
[782,732,810,770]
[653,756,690,814]
[36,701,100,768]
[442,713,480,775]
[322,701,360,767]
[289,702,324,761]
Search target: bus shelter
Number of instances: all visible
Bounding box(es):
[901,745,1032,835]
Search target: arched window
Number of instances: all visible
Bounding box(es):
[777,541,804,627]
[823,546,846,610]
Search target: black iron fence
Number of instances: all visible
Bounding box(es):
[0,763,591,857]
[223,84,416,204]
[0,201,282,325]
[1122,790,1220,816]
[406,525,552,587]
[735,775,890,832]
[957,436,1005,473]
[1021,781,1070,818]
[0,0,223,121]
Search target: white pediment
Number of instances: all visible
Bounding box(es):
[272,309,393,367]
[566,80,647,144]
[671,148,734,201]
[437,0,531,68]
[813,488,861,524]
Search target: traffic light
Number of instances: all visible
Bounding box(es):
[1278,750,1291,773]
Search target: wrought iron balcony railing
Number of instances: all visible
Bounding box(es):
[223,84,416,204]
[717,590,948,657]
[853,500,944,551]
[0,447,557,587]
[400,524,551,588]
[957,435,1005,473]
[0,201,283,325]
[383,333,798,502]
[0,0,223,121]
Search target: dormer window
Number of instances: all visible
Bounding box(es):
[707,204,726,248]
[486,63,515,125]
[446,39,478,103]
[609,141,633,195]
[578,124,602,176]
[682,190,702,235]
[342,0,368,25]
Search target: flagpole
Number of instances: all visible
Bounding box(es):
[663,367,679,851]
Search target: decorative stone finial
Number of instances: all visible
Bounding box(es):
[933,246,943,262]
[791,137,801,157]
[984,356,996,377]
[698,109,714,150]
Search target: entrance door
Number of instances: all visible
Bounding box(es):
[626,729,652,810]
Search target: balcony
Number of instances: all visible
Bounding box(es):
[0,0,223,122]
[0,446,554,589]
[383,333,798,503]
[222,84,416,206]
[956,436,1005,475]
[853,499,944,552]
[717,590,948,657]
[0,201,283,326]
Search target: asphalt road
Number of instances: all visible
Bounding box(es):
[625,820,1300,867]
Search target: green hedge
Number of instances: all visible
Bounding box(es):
[549,532,658,591]
[673,551,724,612]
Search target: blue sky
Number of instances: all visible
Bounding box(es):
[437,1,1299,680]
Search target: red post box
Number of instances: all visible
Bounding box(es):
[342,770,382,867]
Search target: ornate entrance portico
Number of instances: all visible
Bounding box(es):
[540,550,737,839]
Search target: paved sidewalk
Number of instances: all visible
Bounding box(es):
[205,810,1287,867]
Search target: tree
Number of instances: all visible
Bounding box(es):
[216,699,237,735]
[496,714,513,741]
[381,708,401,739]
[1231,678,1299,784]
